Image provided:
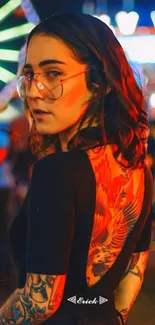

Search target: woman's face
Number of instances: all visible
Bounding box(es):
[25,34,92,135]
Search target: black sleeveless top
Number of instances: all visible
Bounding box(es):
[10,149,153,324]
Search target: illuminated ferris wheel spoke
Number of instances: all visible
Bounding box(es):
[0,0,39,116]
[0,0,22,22]
[0,66,16,83]
[0,49,19,62]
[0,23,35,42]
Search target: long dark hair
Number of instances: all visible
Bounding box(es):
[26,12,149,168]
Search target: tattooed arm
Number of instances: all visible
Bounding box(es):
[114,250,149,324]
[0,273,66,324]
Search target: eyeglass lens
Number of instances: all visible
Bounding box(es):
[17,74,63,101]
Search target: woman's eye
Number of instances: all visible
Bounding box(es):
[46,70,62,79]
[24,71,33,79]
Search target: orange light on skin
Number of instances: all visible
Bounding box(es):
[146,154,154,169]
[48,274,66,312]
[0,147,8,163]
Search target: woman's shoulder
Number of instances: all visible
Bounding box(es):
[33,149,91,180]
[36,149,87,166]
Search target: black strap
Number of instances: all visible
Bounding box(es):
[113,163,153,278]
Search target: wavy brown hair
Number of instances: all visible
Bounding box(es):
[26,12,149,168]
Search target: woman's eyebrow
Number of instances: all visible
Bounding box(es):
[24,59,66,69]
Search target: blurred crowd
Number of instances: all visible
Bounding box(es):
[0,115,34,280]
[0,115,155,280]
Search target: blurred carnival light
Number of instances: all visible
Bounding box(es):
[93,14,115,34]
[0,49,19,62]
[0,103,22,122]
[150,11,155,26]
[115,11,139,35]
[0,0,21,22]
[82,1,95,14]
[0,67,16,83]
[0,23,35,42]
[149,93,155,108]
[118,35,155,63]
[98,14,111,26]
[0,0,39,112]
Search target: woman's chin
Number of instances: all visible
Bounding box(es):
[35,120,72,135]
[35,124,58,135]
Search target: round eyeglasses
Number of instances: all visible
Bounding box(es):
[17,69,90,102]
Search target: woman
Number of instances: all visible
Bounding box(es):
[0,13,153,325]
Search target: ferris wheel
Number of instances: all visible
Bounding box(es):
[0,0,39,113]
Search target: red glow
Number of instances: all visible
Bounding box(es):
[13,7,25,18]
[0,148,8,163]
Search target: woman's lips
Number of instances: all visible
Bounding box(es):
[32,109,51,118]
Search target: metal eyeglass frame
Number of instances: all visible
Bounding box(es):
[17,68,91,101]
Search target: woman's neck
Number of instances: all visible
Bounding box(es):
[58,119,99,152]
[59,123,80,152]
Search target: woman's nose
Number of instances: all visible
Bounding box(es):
[26,79,44,99]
